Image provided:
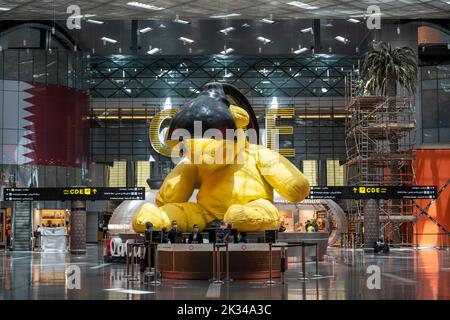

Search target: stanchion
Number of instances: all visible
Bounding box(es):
[281,246,287,285]
[128,243,139,282]
[213,243,224,284]
[266,243,276,286]
[151,243,161,286]
[145,242,154,280]
[315,243,319,276]
[298,243,306,280]
[123,242,132,278]
[209,243,216,282]
[140,244,146,284]
[223,242,233,282]
[147,242,152,273]
[312,243,321,278]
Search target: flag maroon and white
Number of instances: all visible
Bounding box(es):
[0,80,89,167]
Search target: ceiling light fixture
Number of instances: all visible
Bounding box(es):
[257,36,271,44]
[301,27,313,34]
[101,37,118,44]
[242,23,251,28]
[87,19,104,25]
[72,14,97,19]
[261,17,276,24]
[174,15,190,24]
[139,27,153,33]
[220,27,235,35]
[294,47,308,54]
[347,18,360,23]
[220,47,235,55]
[287,1,319,10]
[335,36,349,44]
[126,2,164,10]
[147,47,161,55]
[179,37,194,44]
[210,13,241,18]
[0,7,11,11]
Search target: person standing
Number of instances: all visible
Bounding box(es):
[34,225,41,248]
[188,224,203,244]
[238,232,248,243]
[168,220,182,243]
[6,226,11,248]
[305,220,311,232]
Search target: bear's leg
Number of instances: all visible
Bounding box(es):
[132,202,215,233]
[223,199,281,232]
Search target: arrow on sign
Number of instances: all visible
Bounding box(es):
[353,187,358,193]
[92,189,97,194]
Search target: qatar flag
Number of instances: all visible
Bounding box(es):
[0,80,89,168]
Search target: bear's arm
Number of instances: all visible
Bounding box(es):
[156,161,198,206]
[256,146,310,202]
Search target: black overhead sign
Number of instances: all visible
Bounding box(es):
[3,187,145,201]
[307,186,437,200]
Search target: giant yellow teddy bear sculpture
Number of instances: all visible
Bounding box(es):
[132,83,310,233]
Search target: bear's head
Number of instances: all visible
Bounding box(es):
[165,83,259,169]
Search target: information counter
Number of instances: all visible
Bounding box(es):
[157,243,282,280]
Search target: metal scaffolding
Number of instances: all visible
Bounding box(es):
[344,74,417,247]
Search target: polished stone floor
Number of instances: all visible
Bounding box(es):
[0,245,449,300]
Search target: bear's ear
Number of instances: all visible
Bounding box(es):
[229,105,249,128]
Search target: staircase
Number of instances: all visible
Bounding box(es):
[12,201,32,251]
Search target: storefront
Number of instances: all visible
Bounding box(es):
[0,207,12,248]
[34,209,70,230]
[31,209,70,251]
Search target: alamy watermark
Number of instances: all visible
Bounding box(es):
[366,5,381,30]
[66,265,81,289]
[66,5,82,30]
[366,265,381,290]
[166,121,281,172]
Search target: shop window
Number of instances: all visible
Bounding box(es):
[439,128,450,142]
[326,160,344,186]
[422,90,438,128]
[302,160,318,186]
[136,161,150,191]
[438,89,450,128]
[108,161,126,187]
[423,128,439,143]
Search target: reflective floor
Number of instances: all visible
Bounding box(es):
[1,245,449,300]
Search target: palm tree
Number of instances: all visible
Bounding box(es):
[363,41,418,99]
[361,41,418,247]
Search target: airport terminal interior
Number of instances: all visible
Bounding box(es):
[0,0,450,301]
